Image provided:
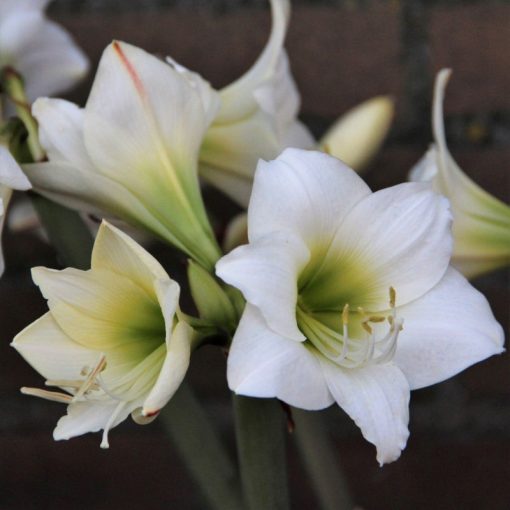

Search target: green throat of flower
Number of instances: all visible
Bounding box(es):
[296,287,404,369]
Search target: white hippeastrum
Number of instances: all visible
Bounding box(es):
[0,144,32,274]
[0,0,88,104]
[23,41,222,271]
[217,148,504,465]
[12,221,194,447]
[410,69,510,278]
[198,0,314,207]
[319,96,394,173]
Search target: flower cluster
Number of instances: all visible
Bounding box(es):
[0,0,506,470]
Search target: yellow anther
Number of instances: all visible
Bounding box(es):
[342,303,350,325]
[389,287,396,308]
[362,320,373,335]
[368,315,385,323]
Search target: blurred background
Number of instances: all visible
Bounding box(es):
[1,0,509,508]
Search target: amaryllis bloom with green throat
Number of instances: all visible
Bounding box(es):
[410,69,510,278]
[217,148,504,465]
[12,222,194,448]
[23,41,221,270]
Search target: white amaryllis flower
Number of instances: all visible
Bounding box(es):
[217,148,504,465]
[0,0,88,103]
[410,69,510,279]
[23,41,222,271]
[0,144,32,274]
[198,0,315,207]
[12,221,194,448]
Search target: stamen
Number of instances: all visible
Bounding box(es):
[21,387,72,404]
[45,380,99,391]
[298,287,404,369]
[73,354,107,402]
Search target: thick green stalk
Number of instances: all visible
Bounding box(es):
[233,395,290,510]
[293,409,354,510]
[160,383,244,510]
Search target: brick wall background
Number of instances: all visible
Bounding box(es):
[1,1,509,509]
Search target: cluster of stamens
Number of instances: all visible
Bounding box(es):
[299,287,404,369]
[21,353,132,448]
[21,353,107,404]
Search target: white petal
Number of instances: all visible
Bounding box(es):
[53,399,137,442]
[319,358,410,465]
[31,266,163,361]
[0,1,49,20]
[217,231,310,342]
[394,267,505,390]
[92,222,169,295]
[32,98,92,169]
[0,9,44,62]
[319,96,394,172]
[83,41,219,201]
[23,161,179,245]
[18,20,88,101]
[408,146,438,182]
[0,146,32,190]
[11,312,98,382]
[142,321,192,416]
[227,305,333,410]
[316,182,453,310]
[215,0,290,122]
[282,120,315,150]
[248,148,371,246]
[200,111,280,207]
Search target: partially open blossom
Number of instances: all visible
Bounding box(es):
[199,0,314,207]
[319,96,394,173]
[12,221,194,447]
[410,69,510,278]
[23,41,222,270]
[0,144,32,274]
[217,148,504,465]
[0,0,88,103]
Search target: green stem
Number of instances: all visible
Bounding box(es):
[160,383,244,510]
[1,67,45,162]
[293,409,353,510]
[233,395,290,510]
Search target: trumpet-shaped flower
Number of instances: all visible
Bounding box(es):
[217,148,504,465]
[410,69,510,278]
[12,221,194,447]
[199,0,314,207]
[23,41,222,270]
[0,144,32,274]
[0,0,88,103]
